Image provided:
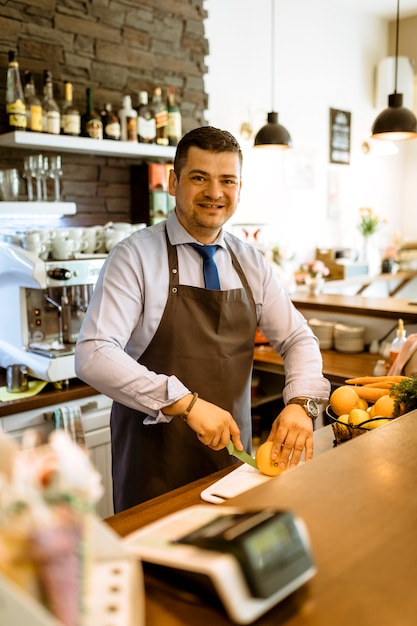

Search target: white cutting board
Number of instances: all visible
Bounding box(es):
[200,464,273,504]
[200,462,304,504]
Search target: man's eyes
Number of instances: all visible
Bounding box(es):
[190,176,237,185]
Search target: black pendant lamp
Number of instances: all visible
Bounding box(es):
[254,0,292,149]
[371,0,417,141]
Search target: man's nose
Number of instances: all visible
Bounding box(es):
[203,179,222,198]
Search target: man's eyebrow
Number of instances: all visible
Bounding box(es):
[188,169,239,180]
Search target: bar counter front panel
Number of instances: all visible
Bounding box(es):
[106,412,417,626]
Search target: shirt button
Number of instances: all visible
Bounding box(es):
[172,287,177,293]
[152,402,158,409]
[172,268,178,274]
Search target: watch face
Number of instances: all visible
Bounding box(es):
[306,399,319,418]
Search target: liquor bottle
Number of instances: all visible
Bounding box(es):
[136,91,156,144]
[150,87,168,146]
[24,71,43,132]
[389,319,407,366]
[61,81,81,136]
[101,103,121,140]
[118,95,137,142]
[167,86,182,146]
[81,88,103,139]
[6,50,27,131]
[42,70,61,134]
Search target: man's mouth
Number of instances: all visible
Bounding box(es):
[198,203,224,209]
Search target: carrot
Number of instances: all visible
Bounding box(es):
[352,387,390,402]
[362,382,393,389]
[345,375,410,385]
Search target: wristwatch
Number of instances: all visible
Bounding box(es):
[287,397,320,420]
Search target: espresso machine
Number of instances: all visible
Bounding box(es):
[0,241,106,382]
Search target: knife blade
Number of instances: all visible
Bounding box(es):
[226,441,258,469]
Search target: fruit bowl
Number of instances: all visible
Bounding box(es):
[325,405,394,445]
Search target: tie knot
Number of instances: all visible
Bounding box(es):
[189,243,217,261]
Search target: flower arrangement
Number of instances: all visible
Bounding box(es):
[0,431,103,626]
[358,207,387,237]
[268,245,295,266]
[300,259,330,278]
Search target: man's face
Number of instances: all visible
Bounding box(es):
[168,146,242,243]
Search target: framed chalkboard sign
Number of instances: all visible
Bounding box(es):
[329,108,351,165]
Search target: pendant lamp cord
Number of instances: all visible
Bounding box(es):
[394,0,400,94]
[271,0,275,111]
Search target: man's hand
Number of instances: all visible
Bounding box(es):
[163,394,243,451]
[267,404,314,469]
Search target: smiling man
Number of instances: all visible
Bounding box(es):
[75,126,330,513]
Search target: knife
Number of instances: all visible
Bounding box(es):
[226,441,258,469]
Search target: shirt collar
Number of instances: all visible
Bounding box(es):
[166,210,228,249]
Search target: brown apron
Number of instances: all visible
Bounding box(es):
[110,231,258,512]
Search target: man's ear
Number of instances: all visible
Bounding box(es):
[168,168,177,196]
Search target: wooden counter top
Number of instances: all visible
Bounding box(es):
[0,376,99,418]
[291,290,417,322]
[254,344,381,385]
[105,424,335,538]
[105,413,417,626]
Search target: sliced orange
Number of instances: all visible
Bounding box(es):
[255,441,286,477]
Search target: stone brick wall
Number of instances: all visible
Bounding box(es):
[0,0,208,226]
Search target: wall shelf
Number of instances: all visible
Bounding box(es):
[0,201,76,218]
[0,131,176,161]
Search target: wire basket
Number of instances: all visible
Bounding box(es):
[325,405,394,445]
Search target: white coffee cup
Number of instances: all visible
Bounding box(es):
[25,242,47,257]
[21,232,42,249]
[51,238,80,260]
[50,228,69,241]
[105,230,130,251]
[109,222,132,232]
[82,228,103,254]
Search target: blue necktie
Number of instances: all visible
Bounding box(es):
[189,243,221,290]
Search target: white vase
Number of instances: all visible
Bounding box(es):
[305,274,324,295]
[363,235,381,276]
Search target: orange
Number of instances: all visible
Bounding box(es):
[255,441,286,477]
[348,408,370,426]
[330,385,361,416]
[372,395,395,418]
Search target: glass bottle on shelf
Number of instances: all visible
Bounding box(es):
[136,91,156,144]
[61,81,81,136]
[389,319,407,366]
[118,95,137,142]
[81,88,103,139]
[101,102,121,140]
[6,50,27,131]
[151,86,168,146]
[167,86,182,146]
[42,70,61,135]
[24,71,43,132]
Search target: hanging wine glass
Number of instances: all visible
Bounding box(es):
[31,153,47,201]
[22,156,34,201]
[48,155,63,201]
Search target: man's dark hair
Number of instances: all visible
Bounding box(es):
[174,126,243,177]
